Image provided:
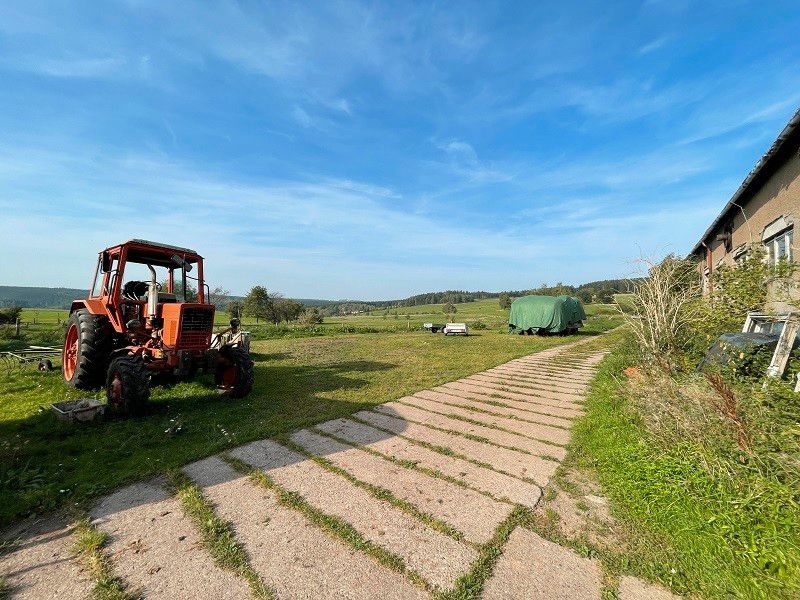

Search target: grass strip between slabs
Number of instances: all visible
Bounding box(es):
[436,505,533,600]
[277,436,468,543]
[166,470,275,600]
[368,408,560,462]
[414,395,572,430]
[73,518,134,600]
[394,399,568,449]
[310,426,513,504]
[220,454,432,593]
[347,414,541,486]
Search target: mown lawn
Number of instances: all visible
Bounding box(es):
[0,316,619,527]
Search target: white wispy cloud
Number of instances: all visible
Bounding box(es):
[637,35,672,55]
[291,106,313,128]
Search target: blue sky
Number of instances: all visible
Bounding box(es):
[1,1,799,300]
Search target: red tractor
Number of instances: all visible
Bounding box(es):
[62,239,254,416]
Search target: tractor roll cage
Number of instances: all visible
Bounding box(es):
[86,240,208,333]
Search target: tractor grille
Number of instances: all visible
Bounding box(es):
[179,308,214,347]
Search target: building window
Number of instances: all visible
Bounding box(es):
[765,228,793,266]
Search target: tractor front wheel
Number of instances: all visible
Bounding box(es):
[106,356,150,417]
[214,347,254,398]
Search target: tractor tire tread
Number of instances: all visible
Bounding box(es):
[66,309,113,390]
[106,356,150,417]
[215,346,254,399]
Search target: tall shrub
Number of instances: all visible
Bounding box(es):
[622,255,700,369]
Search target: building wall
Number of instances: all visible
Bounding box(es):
[697,150,800,300]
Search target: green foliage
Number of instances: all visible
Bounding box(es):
[442,302,456,315]
[685,247,796,362]
[0,306,22,324]
[498,293,512,310]
[227,300,243,319]
[171,280,198,302]
[242,285,273,322]
[298,307,323,326]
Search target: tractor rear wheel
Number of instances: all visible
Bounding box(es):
[63,309,112,389]
[106,356,150,417]
[214,347,254,398]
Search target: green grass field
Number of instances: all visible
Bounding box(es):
[0,313,620,527]
[5,300,620,347]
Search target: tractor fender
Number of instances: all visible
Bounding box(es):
[69,298,105,315]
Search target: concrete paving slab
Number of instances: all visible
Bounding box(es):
[399,396,571,446]
[430,386,584,420]
[414,389,574,429]
[316,418,542,507]
[513,363,596,378]
[183,456,428,598]
[469,372,585,395]
[354,410,559,485]
[89,477,250,599]
[443,381,583,409]
[485,368,588,393]
[0,515,92,600]
[374,402,567,460]
[479,370,588,393]
[457,378,584,405]
[618,576,681,600]
[289,428,512,544]
[482,528,602,600]
[229,439,476,590]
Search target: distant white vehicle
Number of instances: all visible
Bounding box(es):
[422,322,446,333]
[443,323,469,336]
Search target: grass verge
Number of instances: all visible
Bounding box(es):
[221,454,431,592]
[567,335,800,599]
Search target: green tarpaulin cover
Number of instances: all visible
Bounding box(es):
[508,295,587,334]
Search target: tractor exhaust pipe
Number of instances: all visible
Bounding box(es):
[147,265,158,323]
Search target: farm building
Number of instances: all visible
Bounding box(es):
[691,108,800,311]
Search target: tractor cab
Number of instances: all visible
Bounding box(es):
[63,240,253,416]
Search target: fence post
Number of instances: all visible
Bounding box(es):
[15,318,21,337]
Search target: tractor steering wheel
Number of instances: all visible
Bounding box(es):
[122,280,162,301]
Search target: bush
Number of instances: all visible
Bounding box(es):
[622,256,700,369]
[469,320,487,330]
[0,306,22,324]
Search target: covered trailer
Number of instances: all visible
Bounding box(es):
[508,295,586,335]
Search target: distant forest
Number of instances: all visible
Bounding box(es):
[0,278,634,315]
[321,279,634,315]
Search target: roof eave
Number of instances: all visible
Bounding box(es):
[690,107,800,256]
